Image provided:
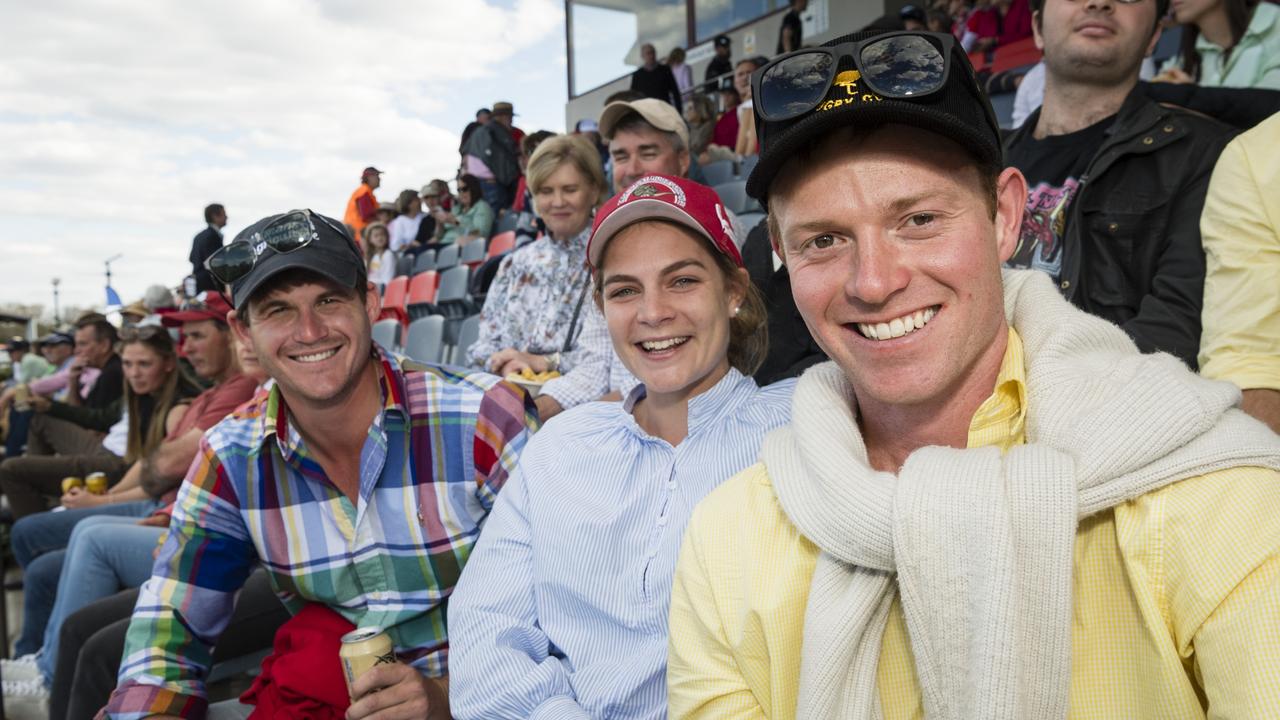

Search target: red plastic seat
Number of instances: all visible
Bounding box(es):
[487,231,516,259]
[378,275,409,326]
[991,37,1041,74]
[407,271,439,306]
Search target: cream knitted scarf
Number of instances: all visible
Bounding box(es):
[765,269,1280,720]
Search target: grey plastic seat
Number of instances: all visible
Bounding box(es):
[701,160,737,186]
[412,249,437,274]
[372,318,401,352]
[713,180,761,215]
[405,315,446,364]
[460,240,487,265]
[452,314,483,366]
[435,243,461,270]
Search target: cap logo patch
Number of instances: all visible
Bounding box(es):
[254,240,268,255]
[818,69,883,112]
[619,175,687,207]
[714,202,733,239]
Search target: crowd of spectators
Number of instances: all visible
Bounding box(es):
[0,3,1277,718]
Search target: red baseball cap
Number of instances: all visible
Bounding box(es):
[362,166,383,177]
[158,292,233,327]
[588,174,742,269]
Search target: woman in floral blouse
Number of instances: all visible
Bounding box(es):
[466,134,611,419]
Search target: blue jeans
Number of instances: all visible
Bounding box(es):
[478,179,513,211]
[4,407,32,456]
[11,501,159,656]
[10,500,157,568]
[32,515,162,684]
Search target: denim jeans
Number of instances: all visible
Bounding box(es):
[4,407,32,456]
[478,179,513,211]
[33,515,162,683]
[10,500,157,567]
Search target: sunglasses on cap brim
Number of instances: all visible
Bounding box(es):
[751,31,1000,139]
[203,209,355,286]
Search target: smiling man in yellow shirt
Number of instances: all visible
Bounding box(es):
[667,29,1280,720]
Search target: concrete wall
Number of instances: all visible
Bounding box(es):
[565,0,889,130]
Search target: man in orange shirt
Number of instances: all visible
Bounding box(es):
[344,166,382,246]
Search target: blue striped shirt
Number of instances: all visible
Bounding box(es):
[449,369,794,719]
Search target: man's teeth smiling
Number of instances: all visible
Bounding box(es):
[856,307,938,341]
[639,337,690,352]
[293,348,339,363]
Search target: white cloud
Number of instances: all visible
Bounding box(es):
[0,0,567,316]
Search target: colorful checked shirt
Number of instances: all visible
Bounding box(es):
[103,349,536,718]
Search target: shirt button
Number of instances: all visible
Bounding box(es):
[1163,125,1174,133]
[1060,280,1071,290]
[1107,222,1118,233]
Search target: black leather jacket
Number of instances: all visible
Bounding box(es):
[1005,87,1235,367]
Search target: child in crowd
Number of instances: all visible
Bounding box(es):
[363,222,396,289]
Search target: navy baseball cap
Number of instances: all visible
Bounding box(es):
[227,211,366,311]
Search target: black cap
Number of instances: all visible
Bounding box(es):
[39,332,73,346]
[900,4,926,22]
[5,336,29,352]
[747,30,1002,203]
[715,34,731,48]
[228,212,365,311]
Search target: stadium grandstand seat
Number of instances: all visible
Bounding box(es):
[451,313,483,366]
[407,271,440,319]
[738,212,765,231]
[372,318,401,352]
[992,92,1017,129]
[436,243,461,270]
[487,231,516,258]
[701,160,737,186]
[714,180,761,215]
[969,50,990,73]
[395,253,414,278]
[412,249,437,275]
[738,154,759,177]
[405,315,446,364]
[378,275,409,327]
[990,37,1041,75]
[461,239,487,267]
[1152,24,1182,64]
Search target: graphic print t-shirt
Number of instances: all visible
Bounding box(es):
[1004,114,1114,281]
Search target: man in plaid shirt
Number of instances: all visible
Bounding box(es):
[102,210,536,719]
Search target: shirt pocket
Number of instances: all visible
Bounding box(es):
[1079,193,1169,316]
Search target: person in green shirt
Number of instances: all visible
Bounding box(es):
[5,337,53,385]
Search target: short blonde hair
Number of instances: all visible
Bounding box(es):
[526,134,607,208]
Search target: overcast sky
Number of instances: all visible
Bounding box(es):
[0,0,570,318]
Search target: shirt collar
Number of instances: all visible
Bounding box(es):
[967,327,1027,452]
[260,345,408,458]
[621,367,757,440]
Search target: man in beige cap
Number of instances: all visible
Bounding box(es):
[598,97,745,246]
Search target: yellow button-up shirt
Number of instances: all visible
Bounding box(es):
[669,329,1280,718]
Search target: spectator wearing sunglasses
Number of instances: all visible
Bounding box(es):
[1003,0,1235,368]
[105,210,535,719]
[667,29,1280,718]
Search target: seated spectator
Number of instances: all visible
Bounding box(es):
[1199,111,1280,433]
[466,135,612,420]
[436,174,494,246]
[900,3,927,30]
[5,337,53,385]
[388,188,427,256]
[363,221,396,288]
[512,129,557,217]
[1004,0,1234,366]
[0,316,124,518]
[966,0,1002,52]
[734,58,761,157]
[684,93,720,163]
[928,7,952,32]
[0,338,269,713]
[376,200,397,227]
[1,332,87,457]
[712,86,742,150]
[996,0,1033,46]
[104,209,534,718]
[1156,0,1280,89]
[668,46,694,98]
[449,174,791,719]
[630,42,683,112]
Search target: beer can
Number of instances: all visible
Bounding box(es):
[339,627,397,698]
[61,476,84,494]
[13,384,31,412]
[86,472,109,494]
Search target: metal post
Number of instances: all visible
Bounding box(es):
[51,277,61,326]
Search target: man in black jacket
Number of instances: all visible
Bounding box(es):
[1003,0,1233,367]
[189,203,226,293]
[462,101,522,210]
[704,34,733,93]
[631,43,683,112]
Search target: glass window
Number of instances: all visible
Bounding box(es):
[569,0,689,97]
[693,0,784,44]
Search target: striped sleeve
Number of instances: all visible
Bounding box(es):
[102,434,258,718]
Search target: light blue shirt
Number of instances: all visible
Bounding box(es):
[449,369,795,719]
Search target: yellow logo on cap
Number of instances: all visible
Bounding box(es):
[817,69,883,112]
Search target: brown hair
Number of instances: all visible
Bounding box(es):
[527,134,609,211]
[593,219,769,376]
[362,221,391,263]
[117,326,199,464]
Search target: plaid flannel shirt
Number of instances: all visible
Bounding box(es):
[102,349,535,718]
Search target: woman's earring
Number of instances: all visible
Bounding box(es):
[732,306,741,317]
